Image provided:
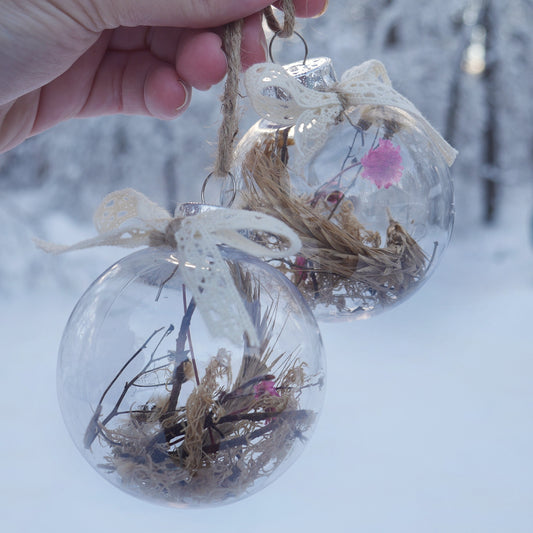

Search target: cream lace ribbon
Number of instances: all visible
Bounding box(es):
[35,188,302,346]
[244,59,458,167]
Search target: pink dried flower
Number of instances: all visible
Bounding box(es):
[294,255,308,284]
[254,380,280,399]
[326,190,344,204]
[360,138,403,189]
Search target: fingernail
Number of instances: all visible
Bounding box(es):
[260,32,268,60]
[176,80,190,113]
[313,0,329,18]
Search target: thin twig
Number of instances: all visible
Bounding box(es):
[101,326,175,427]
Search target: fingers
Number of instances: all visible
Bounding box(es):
[31,0,330,132]
[89,0,280,29]
[87,0,327,30]
[144,67,191,118]
[79,50,191,119]
[174,13,267,79]
[174,31,227,90]
[109,27,229,91]
[241,13,267,70]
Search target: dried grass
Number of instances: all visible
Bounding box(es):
[237,135,428,313]
[103,355,313,504]
[93,269,317,505]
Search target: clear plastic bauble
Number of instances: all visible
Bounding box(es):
[232,57,455,320]
[57,205,326,508]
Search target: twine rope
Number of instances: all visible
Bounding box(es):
[213,19,243,178]
[264,1,296,37]
[213,2,296,179]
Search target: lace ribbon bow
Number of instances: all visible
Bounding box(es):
[244,59,457,166]
[36,188,302,346]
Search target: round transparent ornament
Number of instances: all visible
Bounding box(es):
[232,57,454,320]
[57,205,326,508]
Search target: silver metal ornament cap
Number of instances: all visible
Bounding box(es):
[283,57,338,90]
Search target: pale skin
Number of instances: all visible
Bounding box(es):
[0,0,327,153]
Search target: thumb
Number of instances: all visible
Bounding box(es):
[87,0,277,29]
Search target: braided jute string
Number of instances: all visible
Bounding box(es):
[213,2,296,179]
[213,19,243,178]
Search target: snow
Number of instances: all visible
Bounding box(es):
[1,184,532,533]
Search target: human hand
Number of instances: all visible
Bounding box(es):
[0,0,327,153]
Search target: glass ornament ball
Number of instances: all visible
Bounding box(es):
[57,217,326,508]
[232,57,455,320]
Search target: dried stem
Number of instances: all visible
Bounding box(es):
[84,326,174,449]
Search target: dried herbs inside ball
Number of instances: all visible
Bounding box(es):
[58,246,325,507]
[234,58,454,320]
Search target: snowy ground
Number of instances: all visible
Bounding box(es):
[1,184,532,533]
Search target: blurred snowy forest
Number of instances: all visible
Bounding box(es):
[1,1,533,532]
[1,0,532,294]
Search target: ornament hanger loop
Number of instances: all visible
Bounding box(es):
[201,171,237,207]
[268,30,308,65]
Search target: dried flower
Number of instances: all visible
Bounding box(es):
[254,380,280,398]
[361,138,403,189]
[294,255,308,284]
[326,190,344,204]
